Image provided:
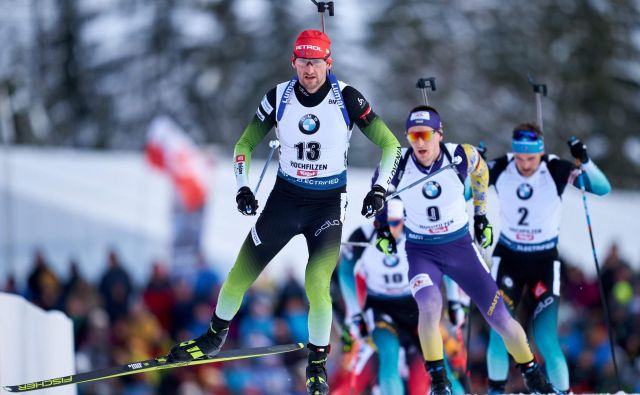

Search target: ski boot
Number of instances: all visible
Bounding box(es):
[306,343,330,395]
[518,359,561,394]
[488,379,506,395]
[167,314,229,362]
[426,360,452,395]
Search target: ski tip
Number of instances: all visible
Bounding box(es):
[296,342,305,349]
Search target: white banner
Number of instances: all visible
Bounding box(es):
[0,293,75,394]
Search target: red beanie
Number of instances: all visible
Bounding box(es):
[293,29,331,60]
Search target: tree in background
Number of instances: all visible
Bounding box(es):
[0,0,638,187]
[367,0,640,187]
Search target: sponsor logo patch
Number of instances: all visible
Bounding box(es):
[18,377,73,391]
[532,281,548,298]
[503,276,514,288]
[427,226,448,234]
[297,169,318,177]
[499,290,514,308]
[410,273,433,296]
[314,219,341,237]
[298,114,321,134]
[251,226,262,246]
[516,232,534,241]
[533,295,554,319]
[487,291,501,316]
[517,183,534,200]
[422,181,442,199]
[235,155,246,162]
[296,44,323,51]
[410,111,430,121]
[260,94,273,114]
[382,255,400,268]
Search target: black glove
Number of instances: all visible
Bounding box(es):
[447,301,466,330]
[375,224,397,255]
[236,186,258,215]
[361,184,386,218]
[568,138,589,163]
[473,214,493,248]
[350,313,369,339]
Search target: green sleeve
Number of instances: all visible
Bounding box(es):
[233,117,271,189]
[360,117,402,188]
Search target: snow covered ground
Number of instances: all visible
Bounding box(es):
[0,146,638,286]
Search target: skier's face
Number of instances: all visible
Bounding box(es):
[293,58,331,93]
[514,153,543,177]
[406,126,443,166]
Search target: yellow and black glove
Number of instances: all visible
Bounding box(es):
[473,214,493,249]
[375,224,397,255]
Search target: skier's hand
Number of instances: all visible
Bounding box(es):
[361,184,386,218]
[568,137,589,164]
[375,224,397,255]
[473,214,493,248]
[447,301,467,331]
[236,186,258,215]
[350,313,369,339]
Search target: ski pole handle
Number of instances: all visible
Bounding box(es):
[254,139,280,195]
[386,156,462,201]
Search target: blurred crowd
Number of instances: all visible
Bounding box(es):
[2,242,639,394]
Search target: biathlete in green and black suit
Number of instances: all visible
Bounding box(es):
[167,29,402,395]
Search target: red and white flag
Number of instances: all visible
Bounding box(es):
[145,115,208,212]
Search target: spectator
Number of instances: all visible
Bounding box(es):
[26,248,62,309]
[99,249,133,322]
[143,261,175,331]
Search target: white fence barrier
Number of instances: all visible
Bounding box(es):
[0,293,75,394]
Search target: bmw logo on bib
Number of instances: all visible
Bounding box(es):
[299,114,320,135]
[422,181,442,199]
[517,183,533,200]
[383,255,400,268]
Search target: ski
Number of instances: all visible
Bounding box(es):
[3,342,304,392]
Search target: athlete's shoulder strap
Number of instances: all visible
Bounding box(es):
[276,77,298,123]
[441,142,465,185]
[391,147,413,188]
[545,154,574,196]
[327,74,351,128]
[488,154,511,186]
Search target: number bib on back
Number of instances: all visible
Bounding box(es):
[495,158,562,252]
[274,78,352,190]
[400,144,469,244]
[356,238,411,298]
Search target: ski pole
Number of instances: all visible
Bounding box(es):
[385,156,462,201]
[341,241,372,248]
[527,75,547,131]
[254,139,279,195]
[571,137,621,391]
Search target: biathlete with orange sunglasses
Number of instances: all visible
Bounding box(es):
[374,105,560,395]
